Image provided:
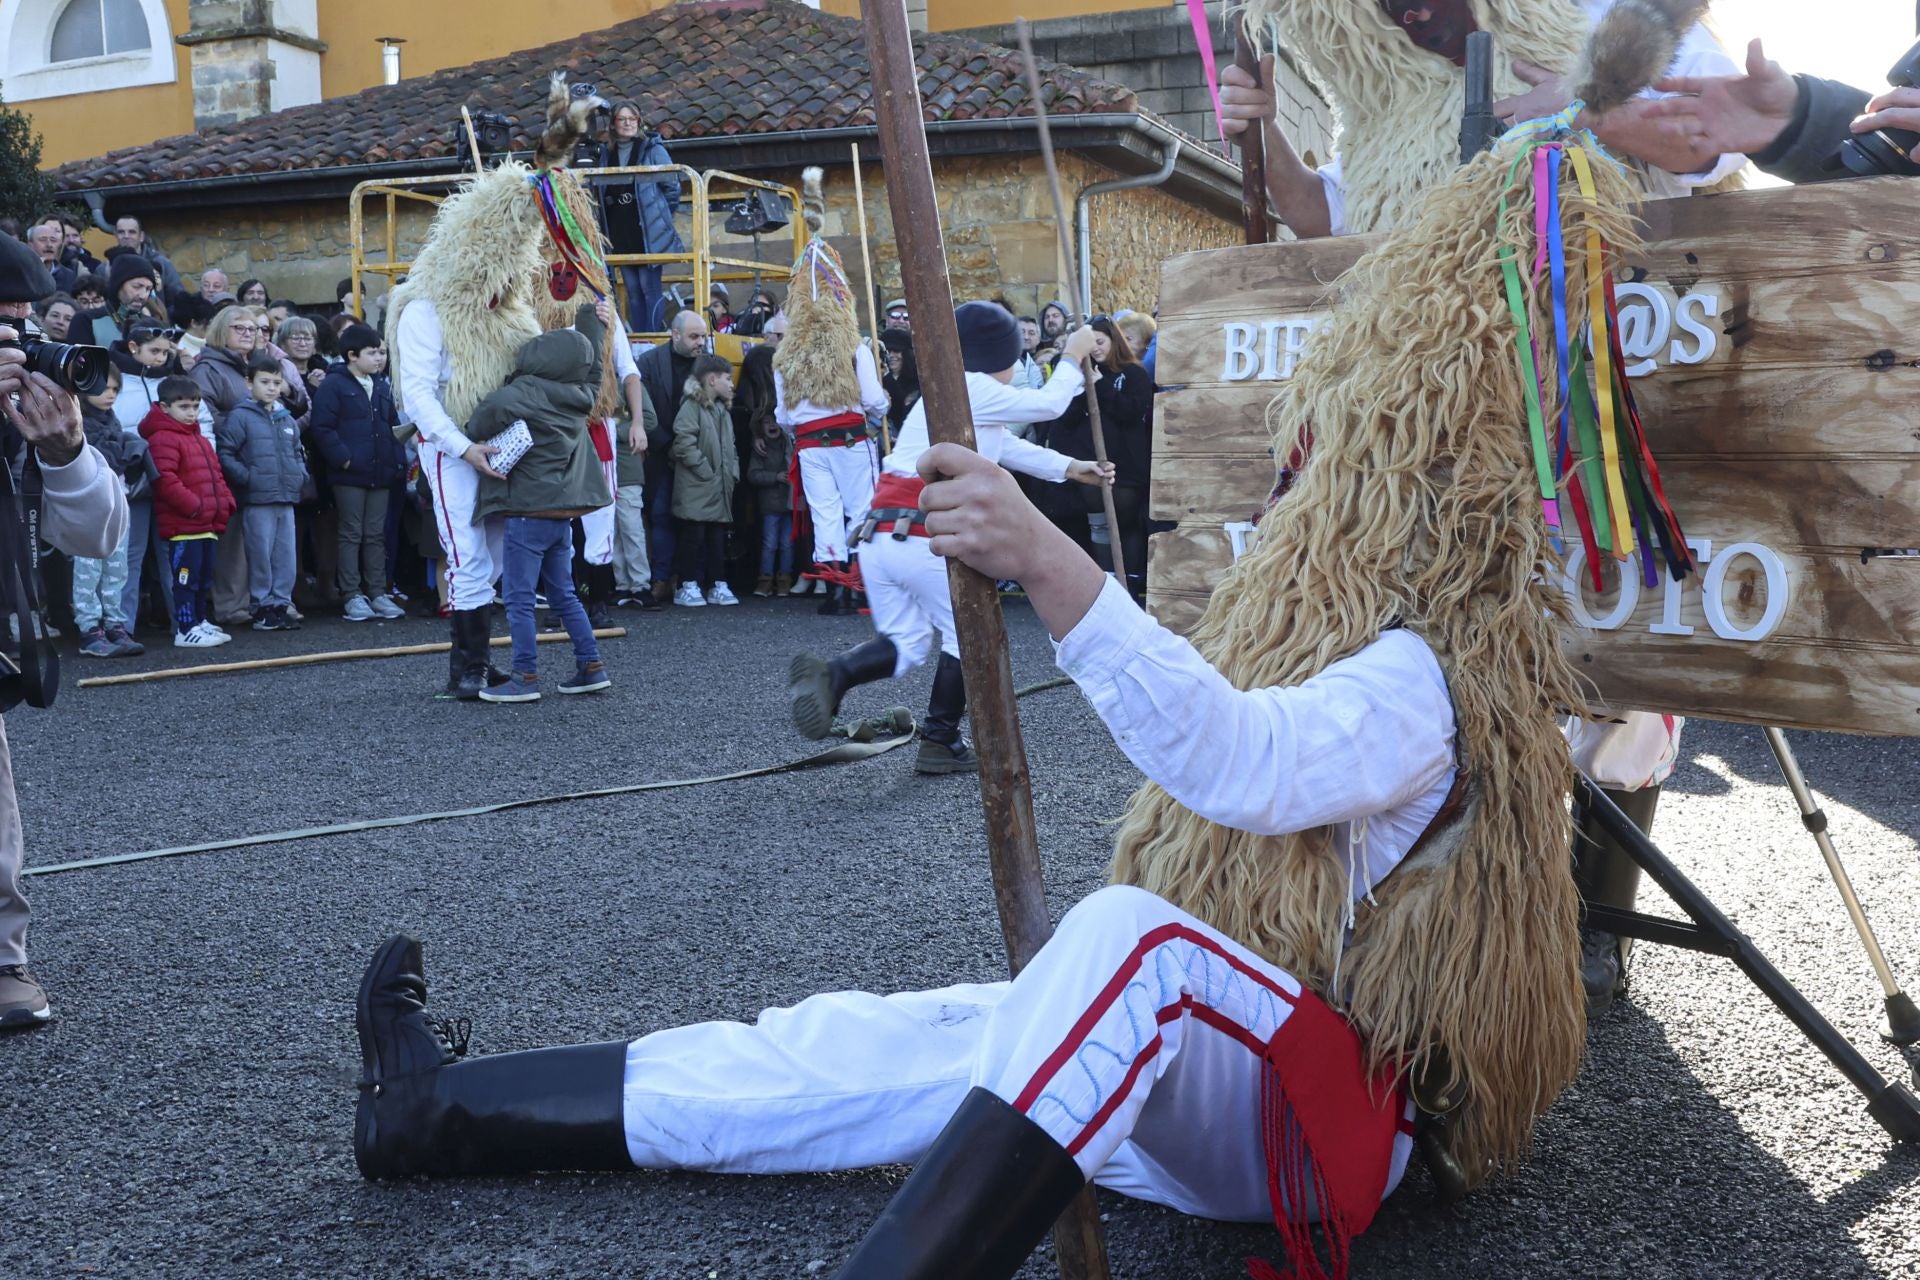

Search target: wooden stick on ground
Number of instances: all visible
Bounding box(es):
[858,2,1112,1276]
[850,141,892,454]
[76,628,629,688]
[1013,21,1127,590]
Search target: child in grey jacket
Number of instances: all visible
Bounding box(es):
[216,353,310,631]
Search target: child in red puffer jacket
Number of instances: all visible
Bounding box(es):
[140,375,238,648]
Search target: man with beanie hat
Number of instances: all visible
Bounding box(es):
[73,252,161,348]
[0,233,132,1026]
[786,302,1109,774]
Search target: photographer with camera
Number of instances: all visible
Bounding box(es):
[1647,37,1920,184]
[0,236,132,1028]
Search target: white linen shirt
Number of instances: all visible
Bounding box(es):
[774,344,890,429]
[882,364,1086,483]
[1055,578,1457,899]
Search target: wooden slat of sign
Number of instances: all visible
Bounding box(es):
[1145,177,1920,736]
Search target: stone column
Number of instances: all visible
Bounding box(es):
[177,0,326,130]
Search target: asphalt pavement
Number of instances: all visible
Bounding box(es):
[1,596,1916,1279]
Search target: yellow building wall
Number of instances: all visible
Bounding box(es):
[18,0,197,167]
[927,0,1158,32]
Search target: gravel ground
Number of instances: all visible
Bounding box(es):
[1,598,1916,1279]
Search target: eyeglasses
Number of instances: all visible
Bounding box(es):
[229,323,259,333]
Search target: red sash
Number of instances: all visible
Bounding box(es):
[865,472,929,538]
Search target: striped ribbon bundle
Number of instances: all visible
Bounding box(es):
[529,171,612,302]
[1495,108,1692,593]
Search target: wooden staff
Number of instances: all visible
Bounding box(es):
[76,629,628,688]
[1014,21,1127,591]
[459,105,486,175]
[1233,18,1271,245]
[858,1,1111,1276]
[850,141,892,453]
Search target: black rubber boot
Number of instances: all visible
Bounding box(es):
[587,563,616,630]
[789,637,898,740]
[437,614,480,700]
[1575,783,1659,1018]
[915,653,979,775]
[353,935,632,1180]
[834,1086,1083,1279]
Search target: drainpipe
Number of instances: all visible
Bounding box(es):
[1073,137,1180,319]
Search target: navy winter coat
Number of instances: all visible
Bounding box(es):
[216,398,310,505]
[307,367,404,488]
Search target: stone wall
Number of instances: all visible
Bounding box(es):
[139,148,1234,316]
[953,1,1335,166]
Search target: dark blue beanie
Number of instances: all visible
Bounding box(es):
[955,301,1021,374]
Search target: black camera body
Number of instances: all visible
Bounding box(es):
[455,110,517,168]
[0,336,111,397]
[1839,35,1920,177]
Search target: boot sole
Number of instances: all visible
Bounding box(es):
[557,679,612,695]
[915,749,981,776]
[788,654,838,740]
[354,935,413,1179]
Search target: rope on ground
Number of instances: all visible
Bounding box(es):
[75,629,631,688]
[27,677,1081,878]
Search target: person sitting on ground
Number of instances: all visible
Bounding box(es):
[73,367,145,658]
[669,353,740,608]
[140,377,236,648]
[468,306,615,703]
[309,323,405,624]
[216,352,309,632]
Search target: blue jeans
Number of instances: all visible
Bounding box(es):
[759,512,793,577]
[643,456,675,586]
[619,264,667,333]
[242,503,297,609]
[121,499,173,629]
[503,517,602,676]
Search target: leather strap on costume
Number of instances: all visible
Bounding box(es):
[851,472,929,544]
[793,411,870,450]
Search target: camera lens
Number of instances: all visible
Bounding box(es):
[1838,127,1920,178]
[24,339,111,397]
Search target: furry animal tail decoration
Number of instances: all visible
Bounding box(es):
[1571,0,1710,114]
[535,71,609,171]
[800,166,827,235]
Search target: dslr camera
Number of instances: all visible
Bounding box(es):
[1840,35,1920,177]
[0,335,112,398]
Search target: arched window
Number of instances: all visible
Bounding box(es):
[49,0,152,63]
[1,0,173,102]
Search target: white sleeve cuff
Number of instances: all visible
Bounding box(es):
[1053,576,1157,689]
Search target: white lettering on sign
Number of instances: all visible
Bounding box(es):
[1613,283,1723,378]
[1216,530,1790,643]
[1220,315,1327,382]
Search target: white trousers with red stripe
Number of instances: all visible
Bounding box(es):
[798,439,878,564]
[858,532,958,678]
[620,884,1414,1222]
[419,440,504,611]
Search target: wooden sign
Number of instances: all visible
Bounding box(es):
[1147,176,1920,736]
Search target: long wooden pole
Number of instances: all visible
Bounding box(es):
[858,2,1110,1276]
[849,142,892,453]
[76,629,628,688]
[1233,19,1271,245]
[1014,21,1127,591]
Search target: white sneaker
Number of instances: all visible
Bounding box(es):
[368,594,406,620]
[708,583,740,606]
[202,620,231,639]
[173,623,227,648]
[673,583,707,607]
[787,575,813,596]
[343,595,375,622]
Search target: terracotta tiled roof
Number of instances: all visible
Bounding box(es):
[53,0,1138,191]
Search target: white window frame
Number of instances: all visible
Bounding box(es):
[1,0,176,103]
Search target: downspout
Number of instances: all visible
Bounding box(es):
[1073,137,1180,318]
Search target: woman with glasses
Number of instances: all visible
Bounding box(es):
[190,307,265,626]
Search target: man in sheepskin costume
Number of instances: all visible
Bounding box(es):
[1218,0,1743,1012]
[389,75,621,700]
[347,12,1704,1276]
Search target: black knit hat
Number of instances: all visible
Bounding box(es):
[105,252,157,303]
[955,300,1020,374]
[0,234,57,304]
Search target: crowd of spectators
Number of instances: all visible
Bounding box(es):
[6,158,1164,654]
